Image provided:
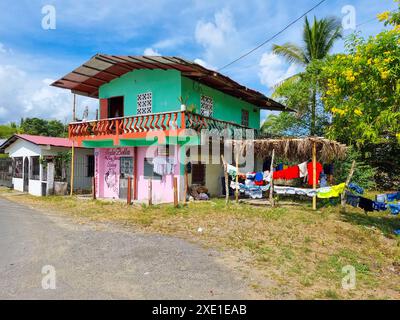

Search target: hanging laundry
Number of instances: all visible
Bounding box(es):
[323,164,334,175]
[153,156,176,175]
[358,197,374,213]
[372,202,388,212]
[254,172,264,186]
[387,192,400,202]
[389,204,400,215]
[298,161,308,178]
[348,183,364,195]
[376,194,387,203]
[307,162,323,186]
[345,192,360,208]
[263,170,271,182]
[317,183,346,199]
[273,165,300,180]
[319,173,328,188]
[274,186,317,198]
[246,173,256,180]
[227,164,238,178]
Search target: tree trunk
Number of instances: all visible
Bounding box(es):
[311,88,316,136]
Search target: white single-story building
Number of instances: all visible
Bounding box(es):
[0,134,94,196]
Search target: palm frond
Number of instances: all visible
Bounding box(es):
[272,43,308,65]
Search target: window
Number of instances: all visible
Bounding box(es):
[137,92,152,115]
[143,158,162,180]
[120,157,133,178]
[241,109,249,127]
[13,157,23,178]
[200,95,213,117]
[30,156,40,180]
[87,155,95,177]
[191,163,205,185]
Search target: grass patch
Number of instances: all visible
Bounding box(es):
[1,187,399,300]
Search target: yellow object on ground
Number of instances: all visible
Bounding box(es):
[317,183,346,199]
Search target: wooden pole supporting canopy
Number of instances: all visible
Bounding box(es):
[312,142,317,211]
[341,160,356,213]
[269,149,275,207]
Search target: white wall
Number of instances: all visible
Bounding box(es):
[12,178,23,192]
[6,139,93,195]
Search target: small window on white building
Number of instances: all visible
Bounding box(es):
[241,109,249,127]
[137,92,152,115]
[200,95,213,117]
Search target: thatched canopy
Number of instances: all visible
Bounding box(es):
[232,137,347,163]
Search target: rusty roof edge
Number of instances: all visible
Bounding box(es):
[51,54,292,112]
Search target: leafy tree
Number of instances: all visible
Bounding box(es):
[272,16,342,135]
[0,124,18,139]
[20,118,66,137]
[320,10,400,146]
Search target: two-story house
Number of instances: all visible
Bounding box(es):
[52,54,288,203]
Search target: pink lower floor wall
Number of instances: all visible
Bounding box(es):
[94,146,182,203]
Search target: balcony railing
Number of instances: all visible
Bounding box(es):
[69,111,253,140]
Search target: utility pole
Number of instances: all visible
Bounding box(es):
[72,94,76,122]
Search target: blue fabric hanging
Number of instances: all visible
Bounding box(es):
[348,183,364,195]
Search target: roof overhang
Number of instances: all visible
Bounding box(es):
[51,54,292,112]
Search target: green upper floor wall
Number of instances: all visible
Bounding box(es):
[181,77,260,129]
[98,69,261,129]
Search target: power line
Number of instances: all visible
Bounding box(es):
[356,17,378,28]
[217,0,328,72]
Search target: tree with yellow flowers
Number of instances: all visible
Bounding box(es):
[320,2,400,146]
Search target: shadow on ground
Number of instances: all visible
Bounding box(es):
[341,211,400,238]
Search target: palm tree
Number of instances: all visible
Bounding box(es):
[272,16,342,135]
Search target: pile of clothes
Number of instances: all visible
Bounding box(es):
[229,171,271,199]
[189,185,209,201]
[345,188,400,215]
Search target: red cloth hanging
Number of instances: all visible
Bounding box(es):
[273,166,300,180]
[307,162,323,186]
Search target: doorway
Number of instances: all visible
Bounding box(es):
[108,96,124,118]
[23,157,29,192]
[119,156,133,200]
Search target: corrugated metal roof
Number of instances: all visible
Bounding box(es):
[0,134,73,151]
[52,54,291,112]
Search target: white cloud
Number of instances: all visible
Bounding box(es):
[153,37,187,49]
[195,8,235,49]
[0,59,97,124]
[0,43,6,54]
[143,47,161,56]
[193,58,216,70]
[194,8,245,68]
[258,52,300,89]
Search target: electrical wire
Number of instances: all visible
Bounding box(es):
[217,0,328,72]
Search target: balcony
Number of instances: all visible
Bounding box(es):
[68,111,255,146]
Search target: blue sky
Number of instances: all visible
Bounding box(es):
[0,0,396,124]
